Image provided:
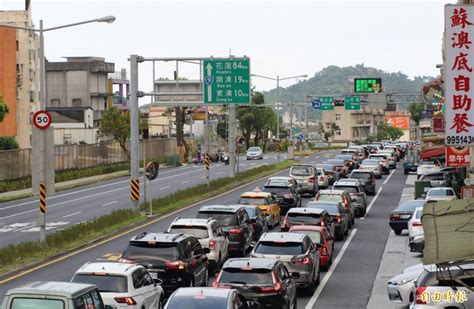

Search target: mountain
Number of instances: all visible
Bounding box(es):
[261,64,434,104]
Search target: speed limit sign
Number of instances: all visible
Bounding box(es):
[32,110,52,130]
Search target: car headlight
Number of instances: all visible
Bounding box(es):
[395,279,410,286]
[413,235,424,241]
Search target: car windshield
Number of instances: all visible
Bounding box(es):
[326,159,344,166]
[428,189,455,196]
[166,296,229,308]
[419,160,436,166]
[306,203,340,215]
[316,164,333,171]
[219,268,273,285]
[238,197,267,205]
[287,213,322,224]
[291,166,313,176]
[255,241,304,255]
[243,207,257,217]
[362,160,379,165]
[317,194,342,203]
[415,208,423,219]
[350,172,371,180]
[72,274,128,293]
[290,230,322,245]
[397,200,426,211]
[122,242,179,261]
[335,155,352,161]
[267,179,290,186]
[262,186,290,195]
[248,147,261,152]
[10,298,64,309]
[169,226,210,239]
[197,212,238,226]
[333,185,358,193]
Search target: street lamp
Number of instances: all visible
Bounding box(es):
[251,73,308,161]
[0,16,115,243]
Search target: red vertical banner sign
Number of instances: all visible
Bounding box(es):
[446,146,470,167]
[445,5,474,145]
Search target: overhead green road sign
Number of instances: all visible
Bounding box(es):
[319,96,334,110]
[345,96,361,110]
[203,58,251,104]
[354,78,382,93]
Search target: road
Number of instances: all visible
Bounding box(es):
[0,150,407,309]
[0,153,293,247]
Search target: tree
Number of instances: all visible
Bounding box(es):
[377,123,404,141]
[318,122,341,144]
[408,103,425,125]
[99,107,131,160]
[162,107,190,159]
[0,96,9,122]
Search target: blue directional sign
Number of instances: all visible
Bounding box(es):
[312,99,321,109]
[297,134,304,142]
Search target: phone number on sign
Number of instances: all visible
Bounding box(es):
[446,136,474,145]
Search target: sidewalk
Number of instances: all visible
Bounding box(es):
[367,175,422,309]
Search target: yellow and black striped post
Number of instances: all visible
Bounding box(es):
[276,141,281,153]
[204,153,210,184]
[39,183,46,214]
[131,179,140,201]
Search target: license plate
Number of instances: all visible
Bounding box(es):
[150,272,158,279]
[400,215,411,219]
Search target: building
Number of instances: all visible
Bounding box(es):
[384,111,414,141]
[107,68,130,110]
[46,107,97,144]
[0,1,40,148]
[45,56,115,126]
[321,106,385,143]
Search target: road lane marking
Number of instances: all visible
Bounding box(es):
[306,228,358,309]
[216,171,224,175]
[63,211,81,218]
[182,180,190,184]
[0,164,297,285]
[160,186,170,190]
[405,174,417,185]
[201,176,206,179]
[361,187,383,219]
[101,201,117,207]
[383,169,395,185]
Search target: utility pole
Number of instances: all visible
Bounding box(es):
[276,76,280,163]
[228,105,236,177]
[205,105,210,184]
[130,55,140,209]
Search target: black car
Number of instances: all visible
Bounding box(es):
[348,169,376,196]
[305,201,349,241]
[335,154,359,171]
[403,161,418,175]
[242,205,269,242]
[121,232,210,296]
[262,184,301,214]
[389,200,427,235]
[213,258,299,309]
[197,205,254,257]
[165,287,258,309]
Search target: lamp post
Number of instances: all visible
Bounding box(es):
[251,73,307,161]
[0,16,115,243]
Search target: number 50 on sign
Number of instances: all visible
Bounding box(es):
[32,110,52,130]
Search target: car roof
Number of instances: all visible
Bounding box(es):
[240,191,272,198]
[75,262,138,275]
[318,189,345,195]
[287,207,326,214]
[334,180,360,186]
[268,176,294,181]
[171,287,234,298]
[289,225,325,232]
[223,257,278,270]
[306,200,340,205]
[171,218,214,226]
[428,187,453,191]
[199,205,243,212]
[351,169,372,173]
[259,232,306,242]
[130,232,188,243]
[5,282,97,298]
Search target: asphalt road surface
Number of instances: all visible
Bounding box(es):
[0,150,407,309]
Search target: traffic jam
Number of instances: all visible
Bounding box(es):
[1,142,410,309]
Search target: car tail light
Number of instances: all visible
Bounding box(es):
[308,176,315,184]
[260,272,282,293]
[165,261,186,270]
[229,228,243,234]
[209,240,216,249]
[115,297,137,305]
[335,215,342,223]
[293,256,311,265]
[412,222,423,227]
[321,247,328,256]
[416,286,428,304]
[328,172,334,176]
[212,270,223,288]
[119,258,136,264]
[283,193,293,199]
[390,214,400,221]
[344,199,349,209]
[260,206,270,212]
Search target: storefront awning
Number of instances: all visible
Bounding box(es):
[420,146,445,159]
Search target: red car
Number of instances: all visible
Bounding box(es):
[289,225,334,270]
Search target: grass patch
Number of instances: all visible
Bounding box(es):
[0,209,145,276]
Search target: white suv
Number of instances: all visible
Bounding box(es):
[167,217,229,272]
[71,262,164,309]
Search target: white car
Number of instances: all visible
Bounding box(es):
[72,262,164,309]
[387,265,425,306]
[246,147,263,160]
[408,207,424,253]
[417,160,441,179]
[167,217,229,272]
[425,187,457,202]
[360,159,382,179]
[316,167,329,189]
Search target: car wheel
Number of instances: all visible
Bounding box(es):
[314,268,320,285]
[305,272,316,295]
[351,217,355,226]
[404,170,408,175]
[157,298,163,309]
[394,229,402,235]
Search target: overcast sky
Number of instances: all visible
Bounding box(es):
[1,0,455,97]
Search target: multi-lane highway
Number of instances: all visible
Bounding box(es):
[0,150,409,309]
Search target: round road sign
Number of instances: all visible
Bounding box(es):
[32,110,52,130]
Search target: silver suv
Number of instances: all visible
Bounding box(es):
[167,217,229,272]
[250,232,320,294]
[289,164,318,196]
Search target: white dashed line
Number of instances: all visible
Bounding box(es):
[182,180,190,184]
[383,169,395,185]
[160,186,171,190]
[101,201,117,207]
[362,187,383,219]
[63,211,81,218]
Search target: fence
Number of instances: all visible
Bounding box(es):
[0,138,190,181]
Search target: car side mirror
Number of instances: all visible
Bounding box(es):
[153,278,163,285]
[291,272,300,280]
[203,248,211,254]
